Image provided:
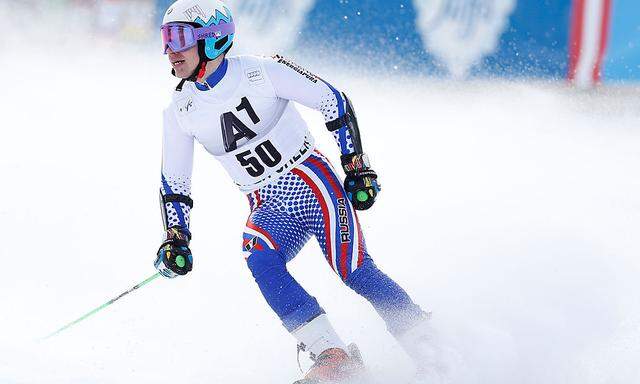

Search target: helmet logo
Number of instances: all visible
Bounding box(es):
[201,30,223,39]
[193,7,232,27]
[184,5,207,22]
[167,8,173,15]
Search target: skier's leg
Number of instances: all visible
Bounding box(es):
[243,207,317,331]
[295,152,427,335]
[295,152,444,377]
[243,205,348,360]
[347,260,448,379]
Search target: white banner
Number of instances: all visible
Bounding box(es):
[414,0,516,78]
[231,0,316,56]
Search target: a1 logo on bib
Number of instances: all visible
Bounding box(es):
[413,0,516,78]
[220,97,284,179]
[221,97,259,152]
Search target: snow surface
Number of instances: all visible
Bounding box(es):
[2,9,640,384]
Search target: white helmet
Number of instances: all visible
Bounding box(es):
[162,0,235,61]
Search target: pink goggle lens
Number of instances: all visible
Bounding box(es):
[161,24,197,54]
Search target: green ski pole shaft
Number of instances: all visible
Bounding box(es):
[43,272,161,340]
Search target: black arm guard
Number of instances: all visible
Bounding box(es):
[325,92,363,154]
[159,192,194,231]
[163,193,194,208]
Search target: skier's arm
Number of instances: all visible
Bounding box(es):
[160,108,194,233]
[263,56,380,210]
[263,55,362,158]
[155,108,194,278]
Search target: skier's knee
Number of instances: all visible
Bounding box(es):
[246,249,286,279]
[344,257,377,289]
[245,249,324,332]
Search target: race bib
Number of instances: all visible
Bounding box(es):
[216,105,315,192]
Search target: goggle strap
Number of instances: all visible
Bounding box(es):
[193,22,235,41]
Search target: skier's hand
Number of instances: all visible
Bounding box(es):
[154,227,193,278]
[341,153,381,211]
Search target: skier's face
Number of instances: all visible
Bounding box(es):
[167,45,200,79]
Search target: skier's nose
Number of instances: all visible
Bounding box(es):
[167,50,183,60]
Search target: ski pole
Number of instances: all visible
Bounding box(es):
[42,272,161,340]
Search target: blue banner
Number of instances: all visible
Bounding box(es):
[156,0,638,83]
[605,0,640,81]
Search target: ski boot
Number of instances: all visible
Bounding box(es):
[294,343,365,384]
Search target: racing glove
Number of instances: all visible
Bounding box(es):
[341,153,381,211]
[154,227,193,278]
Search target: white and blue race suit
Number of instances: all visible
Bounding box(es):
[160,55,425,335]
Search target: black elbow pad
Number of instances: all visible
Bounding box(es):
[325,93,363,154]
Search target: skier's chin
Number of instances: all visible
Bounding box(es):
[174,66,195,79]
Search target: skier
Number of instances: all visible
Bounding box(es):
[155,0,441,382]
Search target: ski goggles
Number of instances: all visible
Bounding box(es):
[161,22,235,54]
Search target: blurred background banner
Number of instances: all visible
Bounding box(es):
[604,0,640,82]
[5,0,638,85]
[295,0,634,85]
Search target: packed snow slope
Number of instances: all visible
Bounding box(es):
[1,16,640,384]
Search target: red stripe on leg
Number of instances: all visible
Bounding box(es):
[254,191,262,208]
[307,156,350,280]
[246,220,279,251]
[246,194,254,210]
[339,242,349,280]
[292,168,335,271]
